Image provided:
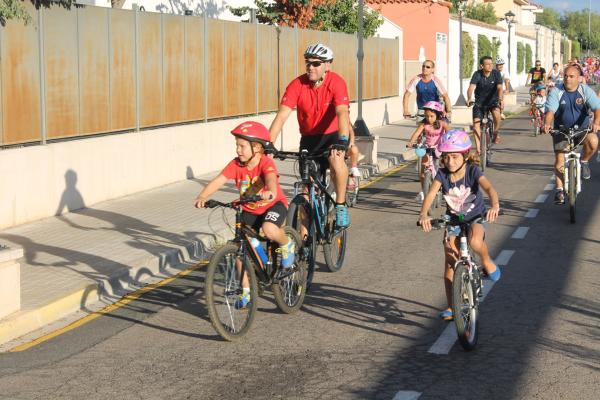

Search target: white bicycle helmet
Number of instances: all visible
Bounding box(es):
[495,57,505,65]
[304,43,334,62]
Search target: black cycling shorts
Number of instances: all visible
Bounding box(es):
[241,201,287,231]
[472,103,500,120]
[299,132,340,175]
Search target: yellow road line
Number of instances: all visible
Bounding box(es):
[359,163,410,189]
[9,261,209,353]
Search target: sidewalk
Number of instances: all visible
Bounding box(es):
[0,122,420,348]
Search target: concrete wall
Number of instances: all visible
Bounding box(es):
[0,97,402,230]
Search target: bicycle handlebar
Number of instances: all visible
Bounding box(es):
[266,147,339,161]
[417,212,503,228]
[204,195,263,209]
[548,127,589,137]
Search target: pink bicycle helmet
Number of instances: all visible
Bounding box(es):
[422,101,444,114]
[437,129,472,153]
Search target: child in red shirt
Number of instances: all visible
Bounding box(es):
[194,121,294,309]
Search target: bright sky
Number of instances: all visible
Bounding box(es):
[534,0,599,13]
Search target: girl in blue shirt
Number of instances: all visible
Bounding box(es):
[418,130,501,320]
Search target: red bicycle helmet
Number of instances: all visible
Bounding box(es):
[231,121,271,147]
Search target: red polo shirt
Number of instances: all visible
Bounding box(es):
[281,71,350,136]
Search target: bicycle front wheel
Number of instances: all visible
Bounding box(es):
[287,195,317,289]
[422,170,437,212]
[480,126,488,172]
[323,201,347,272]
[272,227,308,314]
[568,161,577,224]
[452,262,479,351]
[205,244,258,341]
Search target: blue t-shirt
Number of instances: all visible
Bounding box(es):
[416,79,439,109]
[545,83,600,129]
[435,163,485,222]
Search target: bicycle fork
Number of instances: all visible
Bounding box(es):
[458,236,483,299]
[563,153,582,196]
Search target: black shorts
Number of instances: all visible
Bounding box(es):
[551,130,588,152]
[299,132,340,175]
[240,201,287,231]
[472,102,500,120]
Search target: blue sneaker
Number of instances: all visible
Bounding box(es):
[488,265,502,282]
[439,309,453,321]
[278,240,296,269]
[335,204,350,227]
[234,292,250,309]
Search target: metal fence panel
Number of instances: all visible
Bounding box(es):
[330,31,357,101]
[224,21,241,117]
[163,15,186,124]
[110,9,136,131]
[0,3,41,145]
[278,27,297,102]
[44,7,79,139]
[79,7,110,136]
[186,16,205,121]
[139,12,163,127]
[207,19,224,118]
[240,23,257,115]
[258,25,278,113]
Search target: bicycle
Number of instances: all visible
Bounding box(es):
[346,170,360,207]
[270,146,348,290]
[410,141,442,212]
[204,196,307,341]
[474,104,495,172]
[549,126,589,224]
[418,214,489,351]
[531,106,544,137]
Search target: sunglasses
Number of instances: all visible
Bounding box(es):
[305,61,323,68]
[422,65,433,69]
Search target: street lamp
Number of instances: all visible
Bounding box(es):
[504,11,516,75]
[454,0,468,106]
[354,0,371,136]
[535,24,541,61]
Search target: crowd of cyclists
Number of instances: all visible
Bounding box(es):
[193,42,600,322]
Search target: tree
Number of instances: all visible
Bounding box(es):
[536,8,561,31]
[477,34,492,64]
[311,0,383,38]
[464,3,497,25]
[0,1,75,26]
[572,40,581,60]
[561,9,600,54]
[462,32,474,79]
[517,42,525,73]
[229,0,329,28]
[491,37,501,60]
[525,43,533,71]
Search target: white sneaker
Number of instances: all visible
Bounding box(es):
[415,192,424,201]
[501,113,506,120]
[350,167,361,177]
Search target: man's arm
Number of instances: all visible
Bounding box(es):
[497,83,504,109]
[336,104,350,138]
[268,104,293,144]
[403,90,412,117]
[441,92,452,114]
[543,110,555,134]
[466,83,476,104]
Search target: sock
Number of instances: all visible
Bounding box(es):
[242,288,250,296]
[351,164,358,168]
[335,202,345,207]
[582,160,589,164]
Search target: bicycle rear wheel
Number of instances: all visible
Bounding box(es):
[347,175,360,207]
[272,227,308,314]
[422,170,438,212]
[452,262,479,351]
[205,244,258,341]
[287,195,317,289]
[568,161,577,224]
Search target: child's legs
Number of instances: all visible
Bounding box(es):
[419,154,429,185]
[443,235,460,309]
[348,144,359,167]
[262,222,288,246]
[236,257,249,290]
[468,223,496,273]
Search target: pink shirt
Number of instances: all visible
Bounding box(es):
[423,123,444,147]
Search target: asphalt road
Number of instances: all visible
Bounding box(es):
[0,112,599,400]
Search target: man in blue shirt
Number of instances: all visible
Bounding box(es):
[544,63,600,204]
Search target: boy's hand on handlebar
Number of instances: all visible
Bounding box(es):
[486,206,500,223]
[194,196,208,208]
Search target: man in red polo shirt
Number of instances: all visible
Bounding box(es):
[269,43,351,227]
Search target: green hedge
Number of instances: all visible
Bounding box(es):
[572,40,581,59]
[517,42,525,73]
[492,38,501,60]
[525,43,533,71]
[478,34,493,64]
[462,32,474,79]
